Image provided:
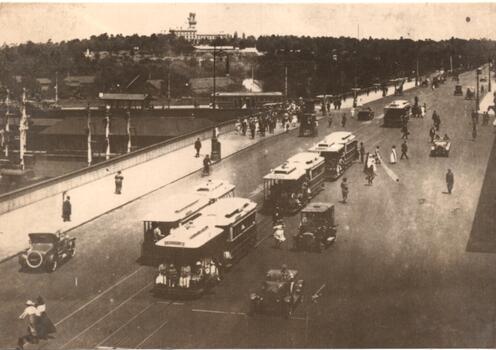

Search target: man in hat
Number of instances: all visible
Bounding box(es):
[341,178,349,204]
[446,169,454,194]
[18,300,39,348]
[114,171,124,194]
[62,196,72,222]
[194,138,202,158]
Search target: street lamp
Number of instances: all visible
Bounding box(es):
[488,58,492,92]
[476,67,482,112]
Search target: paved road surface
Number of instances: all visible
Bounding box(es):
[1,70,496,348]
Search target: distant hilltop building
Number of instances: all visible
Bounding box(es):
[169,13,231,42]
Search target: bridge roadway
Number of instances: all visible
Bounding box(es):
[1,70,496,348]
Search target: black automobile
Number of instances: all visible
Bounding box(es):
[357,107,375,121]
[19,233,76,272]
[250,268,304,318]
[294,202,337,252]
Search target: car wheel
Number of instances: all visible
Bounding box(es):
[46,256,58,273]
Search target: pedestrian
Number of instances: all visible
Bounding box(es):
[114,171,124,194]
[390,145,398,164]
[62,196,71,222]
[446,169,454,194]
[401,124,409,139]
[374,146,382,164]
[328,114,333,128]
[194,137,202,157]
[429,126,437,143]
[35,297,56,340]
[18,300,39,349]
[341,177,349,203]
[359,142,365,163]
[400,141,409,159]
[472,122,477,140]
[341,113,347,128]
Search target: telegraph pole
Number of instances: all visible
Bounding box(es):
[105,105,111,160]
[19,88,28,170]
[284,64,288,103]
[4,89,10,158]
[489,58,492,92]
[55,71,59,104]
[212,45,217,109]
[87,103,92,166]
[126,108,132,153]
[167,70,171,109]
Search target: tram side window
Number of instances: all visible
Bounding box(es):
[231,213,256,241]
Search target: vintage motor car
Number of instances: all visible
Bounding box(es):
[356,106,375,121]
[430,138,451,157]
[249,268,304,318]
[294,202,337,252]
[454,84,463,96]
[19,233,76,272]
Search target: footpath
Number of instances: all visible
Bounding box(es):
[0,81,417,262]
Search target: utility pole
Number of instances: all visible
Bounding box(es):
[126,108,132,153]
[449,56,453,74]
[87,103,92,166]
[167,70,171,109]
[284,64,288,103]
[19,88,28,170]
[489,58,492,92]
[4,89,10,158]
[476,68,481,112]
[105,105,111,160]
[212,44,217,109]
[55,71,59,104]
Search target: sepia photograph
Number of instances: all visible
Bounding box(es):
[0,1,496,348]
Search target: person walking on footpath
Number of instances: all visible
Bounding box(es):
[400,141,409,160]
[446,169,454,194]
[401,124,409,139]
[390,145,398,164]
[359,142,365,163]
[472,122,477,141]
[328,114,333,128]
[114,171,124,194]
[341,113,347,128]
[194,137,202,157]
[62,196,72,222]
[340,177,349,204]
[429,126,437,143]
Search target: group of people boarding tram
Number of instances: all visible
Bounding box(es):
[155,258,224,289]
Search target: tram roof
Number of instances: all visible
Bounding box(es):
[286,152,325,169]
[263,162,307,181]
[308,131,356,153]
[194,179,235,200]
[156,220,224,249]
[201,197,257,227]
[385,100,411,109]
[143,194,211,222]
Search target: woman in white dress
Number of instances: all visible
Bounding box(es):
[390,145,398,164]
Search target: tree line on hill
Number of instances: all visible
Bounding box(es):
[0,33,495,100]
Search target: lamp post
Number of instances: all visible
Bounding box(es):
[488,59,492,92]
[476,67,482,112]
[105,104,111,160]
[19,88,28,170]
[87,103,92,166]
[212,45,230,109]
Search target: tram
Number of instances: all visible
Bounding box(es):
[383,100,411,127]
[308,131,358,181]
[263,162,308,214]
[140,181,235,264]
[152,197,257,297]
[286,152,325,197]
[212,92,283,109]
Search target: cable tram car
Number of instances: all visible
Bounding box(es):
[153,197,257,297]
[383,100,411,127]
[286,152,325,198]
[263,162,308,214]
[141,181,236,264]
[308,131,358,181]
[194,179,236,203]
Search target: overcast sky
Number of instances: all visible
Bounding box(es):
[0,2,495,45]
